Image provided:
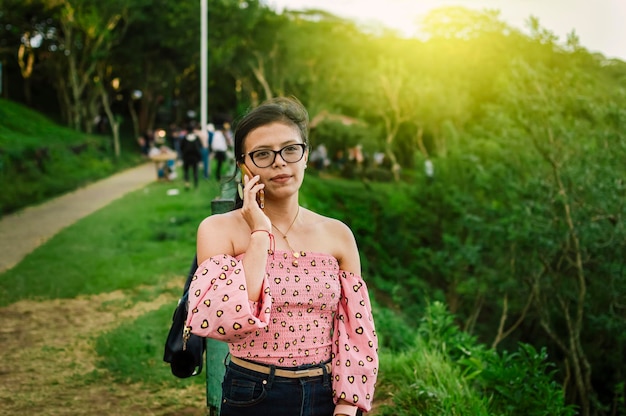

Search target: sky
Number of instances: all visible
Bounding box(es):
[266,0,626,61]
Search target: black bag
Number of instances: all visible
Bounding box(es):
[163,255,206,378]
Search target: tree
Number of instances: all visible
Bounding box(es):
[108,0,201,135]
[483,58,626,416]
[48,0,129,131]
[0,0,60,103]
[94,63,121,156]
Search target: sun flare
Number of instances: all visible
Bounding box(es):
[269,0,626,60]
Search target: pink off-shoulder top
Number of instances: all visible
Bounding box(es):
[186,250,378,412]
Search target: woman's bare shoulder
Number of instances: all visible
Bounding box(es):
[304,209,358,266]
[197,209,246,260]
[198,209,242,231]
[307,209,353,238]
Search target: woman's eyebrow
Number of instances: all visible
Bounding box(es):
[249,140,302,151]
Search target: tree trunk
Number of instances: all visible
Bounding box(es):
[385,143,401,181]
[129,98,140,141]
[55,77,72,126]
[414,125,428,158]
[464,294,484,335]
[17,42,34,105]
[23,77,32,105]
[64,24,85,131]
[98,77,120,158]
[530,127,594,416]
[491,291,533,349]
[549,126,592,415]
[251,53,273,101]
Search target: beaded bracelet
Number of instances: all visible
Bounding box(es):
[250,229,275,256]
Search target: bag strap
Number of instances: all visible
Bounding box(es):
[182,254,198,296]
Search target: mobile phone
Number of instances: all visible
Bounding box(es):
[239,164,264,209]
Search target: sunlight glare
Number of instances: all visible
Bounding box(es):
[268,0,626,59]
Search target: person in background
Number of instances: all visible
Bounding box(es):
[180,123,203,189]
[185,96,378,416]
[172,126,187,164]
[210,123,229,180]
[138,129,154,157]
[310,143,329,170]
[202,123,214,180]
[148,141,176,181]
[168,124,183,163]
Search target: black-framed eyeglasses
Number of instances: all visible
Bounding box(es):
[243,143,307,168]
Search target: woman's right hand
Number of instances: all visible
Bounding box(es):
[240,173,270,232]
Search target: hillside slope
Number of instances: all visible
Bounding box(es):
[0,98,140,215]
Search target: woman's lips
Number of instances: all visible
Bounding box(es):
[271,174,291,183]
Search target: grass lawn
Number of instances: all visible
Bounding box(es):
[0,175,224,415]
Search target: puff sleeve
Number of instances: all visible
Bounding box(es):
[332,270,378,412]
[185,254,272,343]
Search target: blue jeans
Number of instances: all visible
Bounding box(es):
[201,147,210,179]
[220,359,335,416]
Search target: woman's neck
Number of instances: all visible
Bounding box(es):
[263,199,300,231]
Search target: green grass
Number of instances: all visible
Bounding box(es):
[0,98,90,146]
[0,178,222,306]
[95,303,205,388]
[376,338,490,416]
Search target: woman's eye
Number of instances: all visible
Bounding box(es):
[255,150,272,159]
[284,145,299,153]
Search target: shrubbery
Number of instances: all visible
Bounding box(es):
[375,301,575,415]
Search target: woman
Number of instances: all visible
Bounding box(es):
[185,97,378,416]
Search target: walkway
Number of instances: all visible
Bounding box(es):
[0,163,155,273]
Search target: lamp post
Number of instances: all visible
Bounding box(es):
[199,4,230,416]
[201,0,208,135]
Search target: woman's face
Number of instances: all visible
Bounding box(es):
[242,122,308,200]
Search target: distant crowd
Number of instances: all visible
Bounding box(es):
[139,121,234,189]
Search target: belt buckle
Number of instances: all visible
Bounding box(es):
[293,369,314,376]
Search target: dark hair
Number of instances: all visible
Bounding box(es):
[234,96,309,164]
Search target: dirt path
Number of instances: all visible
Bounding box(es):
[0,285,206,415]
[0,162,155,273]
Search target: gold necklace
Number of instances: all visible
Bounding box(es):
[272,206,301,262]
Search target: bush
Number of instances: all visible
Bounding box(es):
[476,344,576,416]
[377,337,490,416]
[376,302,575,416]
